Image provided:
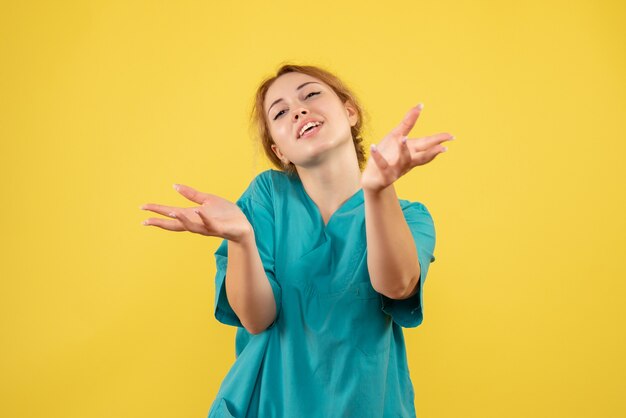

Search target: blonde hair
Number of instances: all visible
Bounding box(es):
[250,63,368,177]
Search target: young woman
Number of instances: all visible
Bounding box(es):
[140,64,454,417]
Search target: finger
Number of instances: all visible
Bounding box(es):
[140,203,183,217]
[174,210,205,234]
[408,132,454,152]
[174,184,210,205]
[370,144,389,170]
[398,136,412,164]
[415,143,449,166]
[390,104,423,138]
[430,145,449,159]
[194,205,218,233]
[142,218,186,231]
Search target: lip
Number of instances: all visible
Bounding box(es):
[296,118,324,139]
[299,123,323,140]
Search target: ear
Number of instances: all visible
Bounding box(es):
[271,143,289,165]
[344,100,359,127]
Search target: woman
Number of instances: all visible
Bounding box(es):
[140,64,454,417]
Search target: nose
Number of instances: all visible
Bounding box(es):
[292,109,308,122]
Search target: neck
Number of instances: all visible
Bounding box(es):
[294,145,362,223]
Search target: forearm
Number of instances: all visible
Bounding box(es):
[364,184,420,299]
[225,228,277,334]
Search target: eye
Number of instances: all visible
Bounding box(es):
[273,110,286,120]
[272,92,321,120]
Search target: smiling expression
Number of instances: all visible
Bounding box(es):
[263,72,359,169]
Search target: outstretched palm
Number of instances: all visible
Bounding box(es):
[140,184,252,243]
[360,104,455,192]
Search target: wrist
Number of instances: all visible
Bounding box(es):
[231,224,255,246]
[362,182,394,199]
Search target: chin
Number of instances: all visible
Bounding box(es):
[301,137,356,164]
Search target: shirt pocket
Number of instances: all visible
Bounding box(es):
[316,281,393,357]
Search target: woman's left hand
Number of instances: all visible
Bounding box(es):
[360,104,455,193]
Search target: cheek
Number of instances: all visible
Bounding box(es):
[323,101,349,122]
[268,126,289,149]
[273,123,293,141]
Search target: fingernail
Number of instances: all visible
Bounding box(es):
[193,209,200,214]
[168,212,176,218]
[450,135,455,140]
[139,205,144,210]
[371,144,377,152]
[142,220,149,225]
[442,146,448,152]
[173,184,180,191]
[401,136,407,144]
[416,103,424,110]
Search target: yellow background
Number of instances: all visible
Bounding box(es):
[1,0,625,417]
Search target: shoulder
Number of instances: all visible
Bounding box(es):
[398,198,435,224]
[239,169,292,211]
[398,198,431,214]
[252,168,291,188]
[244,169,287,195]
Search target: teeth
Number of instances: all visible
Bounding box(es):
[299,121,321,137]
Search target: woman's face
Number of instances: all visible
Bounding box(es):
[263,72,358,169]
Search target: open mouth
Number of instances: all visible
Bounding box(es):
[299,122,323,139]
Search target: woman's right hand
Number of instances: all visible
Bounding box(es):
[140,184,253,243]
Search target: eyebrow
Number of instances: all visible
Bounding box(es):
[267,81,322,116]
